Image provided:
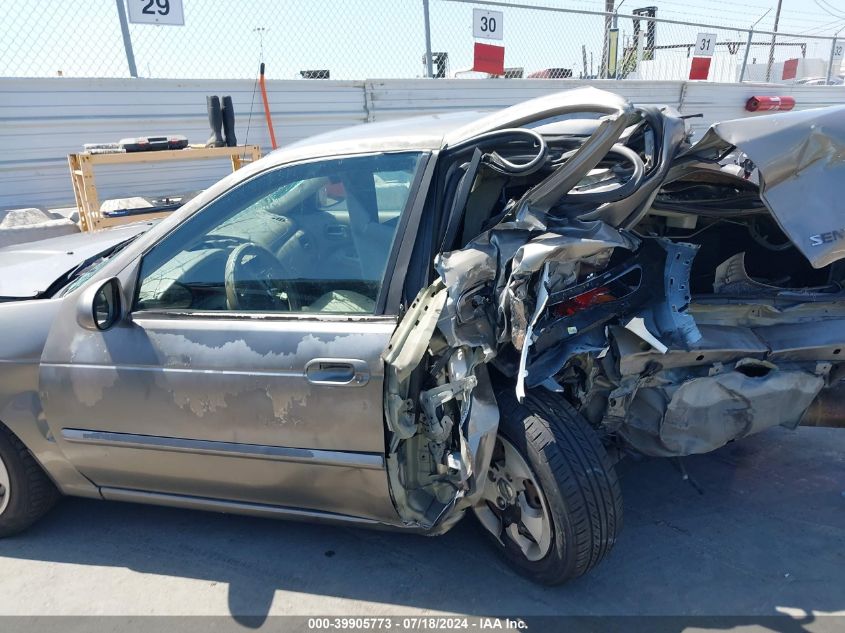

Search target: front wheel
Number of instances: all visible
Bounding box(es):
[0,425,58,537]
[473,388,623,585]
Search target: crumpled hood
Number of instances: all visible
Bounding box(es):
[0,221,152,299]
[687,104,845,269]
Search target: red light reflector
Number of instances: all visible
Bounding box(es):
[688,57,712,80]
[473,43,505,76]
[782,58,799,80]
[745,95,796,112]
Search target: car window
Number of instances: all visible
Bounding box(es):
[60,235,141,296]
[135,152,424,314]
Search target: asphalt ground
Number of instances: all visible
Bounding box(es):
[0,425,842,631]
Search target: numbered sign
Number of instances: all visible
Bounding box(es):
[473,9,503,41]
[833,41,844,63]
[126,0,185,26]
[695,32,717,57]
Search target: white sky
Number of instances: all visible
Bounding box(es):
[1,0,844,79]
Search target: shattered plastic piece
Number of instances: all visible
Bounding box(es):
[383,281,448,383]
[623,317,669,354]
[651,240,701,346]
[447,451,465,474]
[420,375,478,426]
[516,263,551,401]
[714,252,765,294]
[383,281,448,440]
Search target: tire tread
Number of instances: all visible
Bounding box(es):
[0,424,58,537]
[490,385,623,584]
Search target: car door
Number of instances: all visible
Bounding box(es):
[39,151,429,523]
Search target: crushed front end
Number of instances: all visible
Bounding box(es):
[381,88,845,531]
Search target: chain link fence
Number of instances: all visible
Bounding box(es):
[1,0,842,83]
[2,1,131,77]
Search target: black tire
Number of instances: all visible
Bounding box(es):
[476,386,623,585]
[0,424,58,537]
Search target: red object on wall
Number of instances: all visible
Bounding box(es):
[745,95,796,112]
[782,58,799,80]
[473,43,505,75]
[688,57,712,80]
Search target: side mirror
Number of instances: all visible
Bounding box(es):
[77,277,123,331]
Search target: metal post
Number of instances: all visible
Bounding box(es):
[612,0,626,29]
[827,36,839,84]
[422,0,434,79]
[114,0,138,78]
[635,30,644,74]
[739,29,753,82]
[600,0,614,79]
[582,45,588,78]
[765,0,783,83]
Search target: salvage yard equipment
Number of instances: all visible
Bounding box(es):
[118,135,189,152]
[83,135,190,154]
[67,145,261,231]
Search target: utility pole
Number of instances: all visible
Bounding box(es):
[613,0,626,29]
[740,9,771,82]
[765,0,783,83]
[611,0,626,78]
[422,0,434,78]
[582,44,588,78]
[115,0,138,78]
[600,0,614,78]
[827,29,842,84]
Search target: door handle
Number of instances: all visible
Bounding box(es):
[305,358,370,386]
[324,224,349,240]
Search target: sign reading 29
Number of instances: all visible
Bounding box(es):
[126,0,185,26]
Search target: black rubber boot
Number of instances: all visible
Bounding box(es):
[206,96,225,147]
[221,95,237,147]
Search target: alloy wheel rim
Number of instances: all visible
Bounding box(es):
[0,455,10,516]
[473,436,553,562]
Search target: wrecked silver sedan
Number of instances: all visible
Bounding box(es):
[1,87,843,584]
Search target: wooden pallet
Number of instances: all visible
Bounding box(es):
[68,145,261,231]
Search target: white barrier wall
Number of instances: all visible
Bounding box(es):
[0,78,366,211]
[2,77,844,210]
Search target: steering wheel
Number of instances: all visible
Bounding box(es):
[224,242,301,311]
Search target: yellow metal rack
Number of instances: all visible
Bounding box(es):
[68,145,261,231]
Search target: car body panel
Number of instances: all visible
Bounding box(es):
[686,104,845,269]
[39,307,401,520]
[0,222,152,299]
[0,298,100,497]
[1,87,844,535]
[32,151,434,524]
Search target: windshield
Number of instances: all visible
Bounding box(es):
[59,236,140,296]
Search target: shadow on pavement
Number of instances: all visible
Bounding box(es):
[1,426,843,631]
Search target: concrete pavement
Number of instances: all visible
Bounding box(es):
[0,426,842,624]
